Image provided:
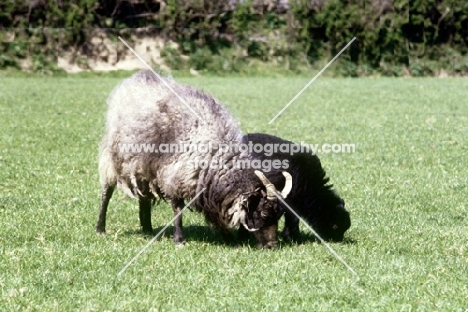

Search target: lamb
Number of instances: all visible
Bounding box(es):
[241,133,350,242]
[96,70,293,248]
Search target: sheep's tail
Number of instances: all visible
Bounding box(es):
[98,146,117,188]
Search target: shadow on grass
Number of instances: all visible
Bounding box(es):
[122,225,356,247]
[281,231,357,246]
[123,225,258,248]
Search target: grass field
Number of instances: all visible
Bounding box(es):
[1,73,467,310]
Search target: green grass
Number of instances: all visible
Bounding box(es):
[0,73,467,310]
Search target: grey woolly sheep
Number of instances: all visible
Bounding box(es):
[96,70,292,248]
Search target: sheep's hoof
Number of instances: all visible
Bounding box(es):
[259,241,278,249]
[282,228,300,242]
[282,232,292,242]
[141,227,153,235]
[175,241,187,247]
[96,226,106,235]
[173,235,186,245]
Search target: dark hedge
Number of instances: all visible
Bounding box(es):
[1,0,467,75]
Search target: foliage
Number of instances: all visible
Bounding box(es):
[160,45,186,70]
[1,0,468,75]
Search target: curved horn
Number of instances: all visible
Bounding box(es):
[281,171,293,198]
[254,170,277,201]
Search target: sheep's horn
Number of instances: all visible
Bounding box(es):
[254,170,277,201]
[281,171,293,198]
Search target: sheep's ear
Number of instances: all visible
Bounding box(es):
[240,195,259,232]
[227,196,249,229]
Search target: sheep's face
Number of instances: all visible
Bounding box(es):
[242,170,292,249]
[244,192,283,248]
[310,197,350,242]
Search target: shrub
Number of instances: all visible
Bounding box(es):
[1,0,467,76]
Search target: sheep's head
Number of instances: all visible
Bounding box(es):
[242,171,292,249]
[307,193,350,242]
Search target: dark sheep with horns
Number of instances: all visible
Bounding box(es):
[241,133,350,242]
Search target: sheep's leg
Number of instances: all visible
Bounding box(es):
[171,198,185,244]
[282,210,300,241]
[139,197,153,234]
[96,184,115,234]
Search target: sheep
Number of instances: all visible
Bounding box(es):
[241,133,350,242]
[96,70,293,248]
